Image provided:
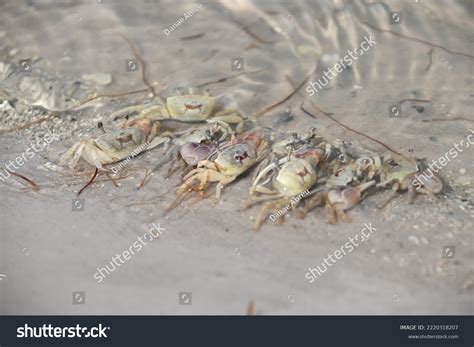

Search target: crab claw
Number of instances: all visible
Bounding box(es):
[180,142,216,166]
[327,180,375,210]
[325,180,375,224]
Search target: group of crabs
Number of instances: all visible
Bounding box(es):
[59,89,443,229]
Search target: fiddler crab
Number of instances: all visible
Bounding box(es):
[112,88,245,133]
[155,122,233,177]
[59,116,170,170]
[60,88,244,170]
[299,151,381,224]
[301,151,443,223]
[376,155,443,207]
[173,131,269,203]
[301,180,376,224]
[243,131,379,227]
[243,130,332,229]
[326,151,444,208]
[242,130,445,227]
[309,152,443,222]
[324,153,382,188]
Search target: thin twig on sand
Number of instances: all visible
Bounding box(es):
[360,21,474,59]
[120,34,157,97]
[423,117,474,123]
[285,75,406,158]
[77,168,99,196]
[137,169,152,189]
[196,67,269,88]
[424,48,434,72]
[253,67,317,117]
[300,103,404,157]
[6,170,39,191]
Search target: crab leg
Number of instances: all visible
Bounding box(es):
[250,157,289,190]
[211,109,244,133]
[254,198,293,230]
[243,193,285,209]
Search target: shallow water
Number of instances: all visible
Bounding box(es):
[1,1,472,105]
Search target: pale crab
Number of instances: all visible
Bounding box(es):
[376,155,443,207]
[59,117,170,169]
[301,180,376,224]
[111,88,245,134]
[242,131,381,228]
[243,146,327,229]
[155,122,232,177]
[269,127,328,157]
[324,153,382,188]
[297,151,380,224]
[242,129,333,228]
[174,131,268,201]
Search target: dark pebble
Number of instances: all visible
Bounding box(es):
[413,105,424,113]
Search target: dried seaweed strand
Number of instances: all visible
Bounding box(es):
[232,19,275,44]
[423,117,474,123]
[287,76,333,116]
[399,98,431,104]
[196,67,269,88]
[424,48,434,72]
[180,33,205,40]
[283,74,405,157]
[105,172,119,187]
[6,169,39,191]
[120,34,157,97]
[0,113,57,134]
[360,21,474,59]
[77,168,99,196]
[74,88,149,108]
[124,200,160,208]
[253,68,317,117]
[137,169,151,189]
[301,103,404,157]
